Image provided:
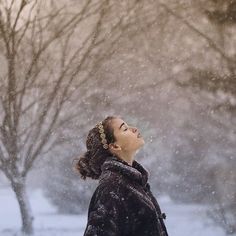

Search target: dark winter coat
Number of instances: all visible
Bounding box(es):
[83,155,169,236]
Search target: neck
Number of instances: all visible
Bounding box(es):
[116,151,136,166]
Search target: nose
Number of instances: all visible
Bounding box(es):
[131,126,138,133]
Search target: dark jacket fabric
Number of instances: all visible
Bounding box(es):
[83,155,169,236]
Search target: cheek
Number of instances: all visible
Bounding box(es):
[121,134,137,149]
[117,134,130,148]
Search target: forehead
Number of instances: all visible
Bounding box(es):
[112,117,126,131]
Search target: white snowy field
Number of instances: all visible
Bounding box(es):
[0,186,226,236]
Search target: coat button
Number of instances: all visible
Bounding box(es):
[161,213,166,219]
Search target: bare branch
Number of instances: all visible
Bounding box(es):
[21,1,110,173]
[12,0,28,34]
[0,7,10,53]
[16,1,100,116]
[0,145,7,162]
[39,134,84,158]
[15,0,38,48]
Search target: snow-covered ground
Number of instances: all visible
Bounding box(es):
[0,186,226,236]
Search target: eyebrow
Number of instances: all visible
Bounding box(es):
[119,122,125,129]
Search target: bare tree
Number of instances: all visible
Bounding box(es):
[0,0,143,234]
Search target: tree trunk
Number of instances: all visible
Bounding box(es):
[11,178,34,235]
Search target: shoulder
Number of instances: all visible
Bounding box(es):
[97,172,126,198]
[99,158,130,187]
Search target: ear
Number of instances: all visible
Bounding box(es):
[109,143,122,152]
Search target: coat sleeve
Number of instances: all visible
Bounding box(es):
[83,185,125,236]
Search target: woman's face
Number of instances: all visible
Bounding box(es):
[109,117,145,153]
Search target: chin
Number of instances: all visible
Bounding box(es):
[138,139,145,148]
[140,137,145,144]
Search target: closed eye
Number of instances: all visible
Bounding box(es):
[123,123,129,131]
[124,125,129,131]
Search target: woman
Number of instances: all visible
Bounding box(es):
[74,115,169,236]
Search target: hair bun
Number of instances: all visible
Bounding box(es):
[73,151,94,180]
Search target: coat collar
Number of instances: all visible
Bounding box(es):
[100,155,149,186]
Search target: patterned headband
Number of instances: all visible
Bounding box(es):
[96,121,109,149]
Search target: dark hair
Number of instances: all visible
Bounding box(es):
[73,116,117,180]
